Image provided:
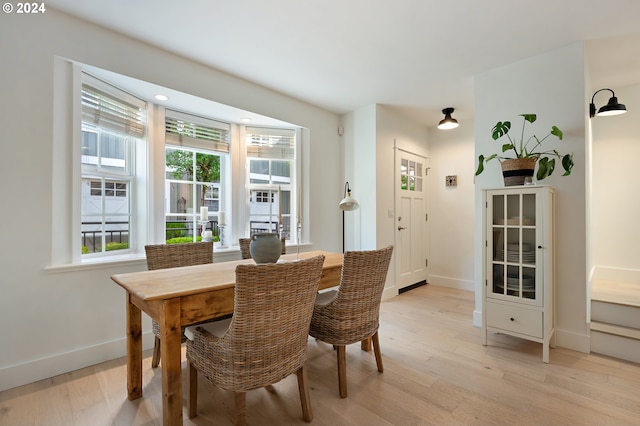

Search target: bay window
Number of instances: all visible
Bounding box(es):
[63,64,302,266]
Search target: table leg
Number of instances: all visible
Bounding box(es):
[126,293,143,400]
[160,298,183,425]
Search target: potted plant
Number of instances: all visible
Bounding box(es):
[475,114,574,186]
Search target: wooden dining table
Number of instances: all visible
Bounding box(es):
[111,250,343,426]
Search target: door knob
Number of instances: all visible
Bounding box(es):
[398,226,407,231]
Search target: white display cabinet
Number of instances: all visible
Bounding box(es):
[482,185,555,363]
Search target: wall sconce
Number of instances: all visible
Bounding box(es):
[437,107,459,130]
[589,88,627,118]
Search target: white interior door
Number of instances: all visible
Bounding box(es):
[395,150,428,290]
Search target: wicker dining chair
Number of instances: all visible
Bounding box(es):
[239,236,286,259]
[185,255,325,425]
[144,241,214,368]
[309,245,393,398]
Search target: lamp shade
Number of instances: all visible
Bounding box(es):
[590,88,628,118]
[597,96,627,116]
[339,182,359,211]
[339,194,359,211]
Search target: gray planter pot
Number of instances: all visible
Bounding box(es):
[249,233,282,263]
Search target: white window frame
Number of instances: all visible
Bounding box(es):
[245,127,299,243]
[164,109,230,243]
[78,71,147,262]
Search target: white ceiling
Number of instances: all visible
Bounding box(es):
[48,0,640,127]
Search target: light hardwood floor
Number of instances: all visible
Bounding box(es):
[2,285,640,425]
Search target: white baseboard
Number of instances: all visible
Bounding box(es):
[0,332,154,393]
[555,328,590,353]
[428,274,475,292]
[382,286,399,301]
[473,309,482,328]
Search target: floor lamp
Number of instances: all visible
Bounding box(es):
[339,181,359,253]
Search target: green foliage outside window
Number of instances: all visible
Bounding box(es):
[166,222,187,239]
[166,236,219,244]
[165,150,220,207]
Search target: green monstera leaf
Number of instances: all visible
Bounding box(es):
[475,155,485,175]
[475,153,498,176]
[537,157,555,180]
[551,125,563,140]
[491,121,511,140]
[562,153,574,176]
[502,143,514,153]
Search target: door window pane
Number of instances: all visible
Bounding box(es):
[400,157,423,192]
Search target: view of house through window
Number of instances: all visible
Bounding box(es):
[80,74,146,255]
[246,127,296,240]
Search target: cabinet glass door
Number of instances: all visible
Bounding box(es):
[489,190,541,304]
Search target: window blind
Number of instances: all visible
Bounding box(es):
[165,110,230,153]
[246,127,295,159]
[81,75,146,138]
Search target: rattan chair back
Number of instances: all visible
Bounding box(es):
[144,241,214,367]
[309,245,393,345]
[145,241,214,270]
[187,254,325,391]
[186,255,325,424]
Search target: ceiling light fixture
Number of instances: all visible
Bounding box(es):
[240,117,252,123]
[589,88,627,118]
[437,107,459,130]
[154,94,169,101]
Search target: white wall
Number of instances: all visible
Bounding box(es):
[341,104,428,296]
[376,104,429,248]
[0,9,342,391]
[591,84,640,283]
[345,105,377,251]
[427,122,476,291]
[474,43,590,352]
[377,105,430,294]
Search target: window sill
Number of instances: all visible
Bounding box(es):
[46,252,148,273]
[46,242,313,273]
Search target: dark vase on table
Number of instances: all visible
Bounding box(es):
[249,233,282,263]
